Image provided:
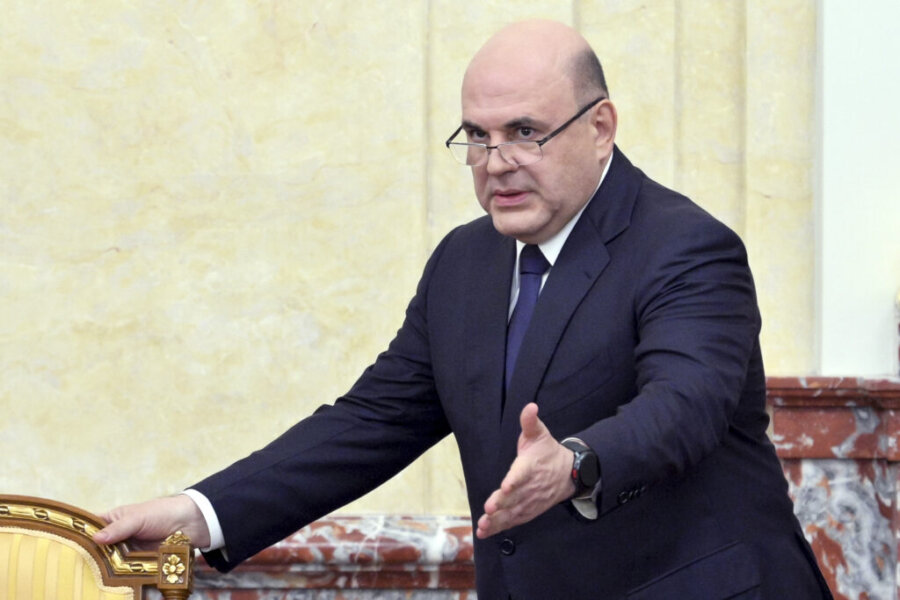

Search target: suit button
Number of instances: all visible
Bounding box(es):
[617,490,630,504]
[499,538,516,556]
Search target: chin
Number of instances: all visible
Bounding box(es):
[490,216,538,242]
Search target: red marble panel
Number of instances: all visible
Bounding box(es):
[768,376,900,406]
[883,409,900,461]
[773,407,870,458]
[195,515,477,590]
[769,377,900,461]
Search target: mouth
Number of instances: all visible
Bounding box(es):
[491,188,530,207]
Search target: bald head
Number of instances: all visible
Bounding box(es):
[464,20,608,107]
[456,20,618,244]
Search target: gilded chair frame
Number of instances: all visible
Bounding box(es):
[0,494,193,599]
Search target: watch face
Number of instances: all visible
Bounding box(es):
[563,440,600,494]
[577,450,600,488]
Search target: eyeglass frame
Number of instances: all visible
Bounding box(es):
[444,95,607,167]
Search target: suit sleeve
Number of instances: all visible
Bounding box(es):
[193,231,457,571]
[577,214,762,516]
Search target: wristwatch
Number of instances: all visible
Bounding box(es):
[561,439,600,499]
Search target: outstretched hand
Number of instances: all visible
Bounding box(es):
[94,495,211,550]
[475,403,575,539]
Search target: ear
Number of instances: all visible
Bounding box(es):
[590,99,617,162]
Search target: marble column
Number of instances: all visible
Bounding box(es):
[770,377,900,599]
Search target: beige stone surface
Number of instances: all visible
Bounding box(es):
[745,0,817,374]
[1,2,816,516]
[581,0,678,186]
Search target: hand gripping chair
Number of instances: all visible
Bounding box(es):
[0,495,193,599]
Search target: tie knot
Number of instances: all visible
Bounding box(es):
[519,244,550,275]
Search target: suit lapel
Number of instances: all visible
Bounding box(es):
[464,231,516,433]
[498,222,610,445]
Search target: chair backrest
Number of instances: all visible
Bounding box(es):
[0,495,193,599]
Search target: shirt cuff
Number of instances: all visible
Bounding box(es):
[561,437,601,520]
[181,489,226,552]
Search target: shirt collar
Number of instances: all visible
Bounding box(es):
[515,149,614,267]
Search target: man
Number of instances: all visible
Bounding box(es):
[96,20,832,599]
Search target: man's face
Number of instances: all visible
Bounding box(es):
[461,64,608,244]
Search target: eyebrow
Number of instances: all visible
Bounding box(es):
[461,116,550,132]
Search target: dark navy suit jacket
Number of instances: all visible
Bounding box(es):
[194,150,831,598]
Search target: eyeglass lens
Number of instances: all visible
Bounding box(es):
[452,142,542,166]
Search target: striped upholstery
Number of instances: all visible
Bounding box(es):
[0,526,133,600]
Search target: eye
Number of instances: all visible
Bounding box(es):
[466,128,488,142]
[515,126,535,139]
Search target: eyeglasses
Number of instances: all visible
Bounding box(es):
[445,96,606,167]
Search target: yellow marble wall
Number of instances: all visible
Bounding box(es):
[0,1,816,515]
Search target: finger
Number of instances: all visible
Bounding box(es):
[475,513,492,539]
[500,465,532,507]
[500,453,533,494]
[499,471,524,500]
[483,487,507,515]
[477,508,510,539]
[480,486,518,538]
[93,515,139,545]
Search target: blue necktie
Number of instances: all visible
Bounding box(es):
[505,244,550,389]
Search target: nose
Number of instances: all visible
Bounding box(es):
[484,145,517,176]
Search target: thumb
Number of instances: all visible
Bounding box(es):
[519,402,547,442]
